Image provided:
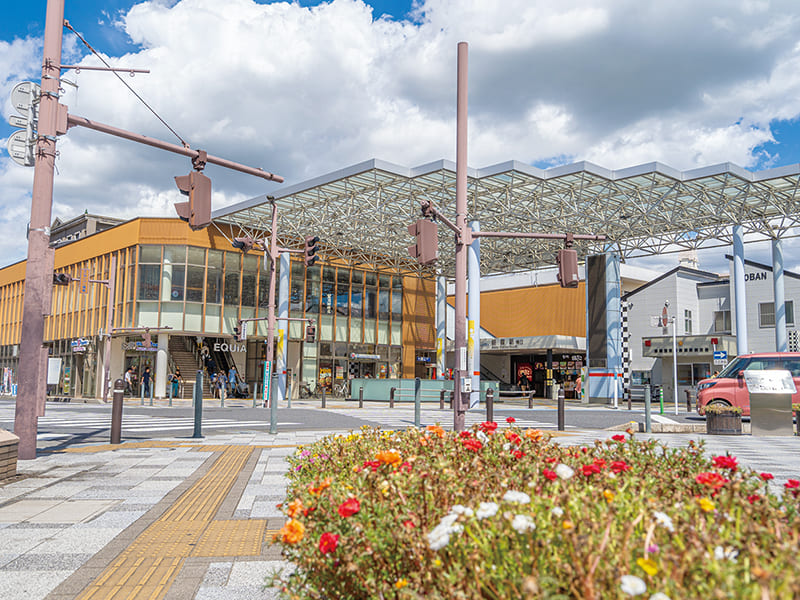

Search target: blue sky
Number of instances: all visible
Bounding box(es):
[3,0,800,271]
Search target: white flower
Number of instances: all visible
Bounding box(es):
[502,442,511,451]
[439,514,459,529]
[502,490,531,504]
[649,593,671,600]
[620,575,647,596]
[427,526,451,550]
[555,464,575,480]
[476,430,489,443]
[476,502,499,520]
[714,546,738,562]
[449,504,473,517]
[511,514,536,533]
[551,506,564,517]
[652,511,674,532]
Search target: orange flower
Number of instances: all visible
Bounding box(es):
[279,519,305,544]
[426,425,445,438]
[524,429,543,441]
[376,450,402,467]
[309,477,332,496]
[286,498,304,518]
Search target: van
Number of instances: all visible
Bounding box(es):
[696,352,800,416]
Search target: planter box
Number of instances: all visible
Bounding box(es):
[0,429,19,481]
[706,412,742,435]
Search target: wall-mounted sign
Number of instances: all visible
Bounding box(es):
[416,356,432,363]
[350,353,381,360]
[214,342,246,353]
[71,338,90,353]
[122,341,158,352]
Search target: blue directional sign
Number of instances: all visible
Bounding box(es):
[713,350,727,360]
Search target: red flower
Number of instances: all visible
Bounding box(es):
[712,455,738,471]
[319,532,339,554]
[593,458,607,470]
[506,416,516,424]
[695,472,729,490]
[402,519,415,529]
[747,494,761,504]
[543,468,557,481]
[479,421,498,434]
[462,438,483,452]
[504,431,521,445]
[337,498,361,518]
[545,457,558,464]
[580,447,589,454]
[398,461,413,473]
[611,434,625,442]
[302,506,316,517]
[610,460,631,474]
[581,463,601,476]
[760,472,774,481]
[785,479,800,490]
[459,431,473,439]
[512,450,524,460]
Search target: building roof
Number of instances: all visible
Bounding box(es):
[214,158,800,277]
[622,265,722,301]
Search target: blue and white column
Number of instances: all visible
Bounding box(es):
[436,274,446,379]
[772,238,787,352]
[733,225,748,355]
[468,221,481,407]
[606,252,622,401]
[276,252,290,404]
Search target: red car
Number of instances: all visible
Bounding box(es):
[696,352,800,417]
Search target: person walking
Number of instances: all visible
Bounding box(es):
[228,366,237,396]
[217,371,228,403]
[142,366,152,398]
[124,366,134,396]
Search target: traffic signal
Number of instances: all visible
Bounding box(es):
[557,236,579,288]
[174,171,212,230]
[53,273,72,285]
[232,237,254,252]
[407,219,438,265]
[234,320,247,342]
[305,323,316,343]
[304,235,319,267]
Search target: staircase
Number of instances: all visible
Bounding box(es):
[168,336,211,397]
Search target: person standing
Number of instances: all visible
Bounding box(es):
[171,368,182,398]
[142,366,152,398]
[228,366,237,395]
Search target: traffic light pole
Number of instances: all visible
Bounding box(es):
[14,0,65,460]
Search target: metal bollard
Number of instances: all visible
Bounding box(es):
[627,387,632,411]
[486,388,494,423]
[557,386,565,431]
[449,390,454,409]
[359,387,364,409]
[528,391,534,409]
[685,389,692,412]
[644,384,652,433]
[168,381,173,407]
[321,387,326,409]
[111,379,124,444]
[414,378,421,428]
[149,383,154,406]
[439,389,446,410]
[390,387,396,409]
[659,388,664,415]
[220,385,225,408]
[192,370,203,439]
[253,382,258,408]
[140,384,145,406]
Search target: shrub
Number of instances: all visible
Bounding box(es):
[703,404,743,416]
[272,425,800,599]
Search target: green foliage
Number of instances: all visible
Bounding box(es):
[704,404,743,416]
[271,424,800,599]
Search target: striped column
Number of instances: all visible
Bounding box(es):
[621,301,630,402]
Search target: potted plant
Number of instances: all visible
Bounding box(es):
[705,404,742,435]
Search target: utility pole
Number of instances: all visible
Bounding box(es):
[14,0,65,460]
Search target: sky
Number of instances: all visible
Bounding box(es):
[3,0,800,274]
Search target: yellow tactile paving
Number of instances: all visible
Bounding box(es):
[77,445,256,600]
[191,519,267,557]
[63,441,183,453]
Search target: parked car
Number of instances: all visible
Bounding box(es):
[696,352,800,416]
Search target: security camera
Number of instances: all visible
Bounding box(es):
[664,300,670,307]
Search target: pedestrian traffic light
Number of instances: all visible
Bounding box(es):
[305,322,316,343]
[53,273,72,285]
[304,235,319,267]
[174,171,212,230]
[232,237,254,252]
[407,219,438,265]
[234,320,247,342]
[557,234,579,288]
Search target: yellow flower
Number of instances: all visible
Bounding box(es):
[637,557,659,576]
[562,520,574,530]
[603,490,615,503]
[698,497,715,512]
[395,578,409,589]
[433,559,442,567]
[279,519,305,544]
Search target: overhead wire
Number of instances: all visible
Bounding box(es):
[63,20,190,148]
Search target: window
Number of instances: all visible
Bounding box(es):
[782,359,800,377]
[759,301,795,328]
[684,309,692,335]
[713,310,731,333]
[223,253,240,305]
[206,250,222,304]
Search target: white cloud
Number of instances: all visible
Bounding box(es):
[3,0,800,264]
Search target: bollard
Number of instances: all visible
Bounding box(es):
[192,370,204,439]
[269,378,277,435]
[439,389,446,410]
[390,387,396,409]
[528,391,534,409]
[486,388,494,423]
[612,375,618,409]
[253,382,258,408]
[220,385,225,408]
[149,384,154,407]
[659,388,664,415]
[557,385,565,431]
[140,384,145,406]
[321,387,326,409]
[449,390,454,409]
[685,389,692,412]
[359,387,364,409]
[414,378,421,427]
[644,384,652,433]
[287,379,292,409]
[168,381,173,407]
[110,379,124,444]
[627,387,632,411]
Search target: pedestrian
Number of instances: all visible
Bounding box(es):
[124,366,133,396]
[217,371,227,401]
[142,366,152,398]
[517,372,529,392]
[171,368,182,397]
[210,372,218,398]
[228,366,237,395]
[576,374,582,399]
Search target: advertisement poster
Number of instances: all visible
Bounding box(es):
[335,365,344,380]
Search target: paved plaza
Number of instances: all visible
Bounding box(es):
[0,405,798,599]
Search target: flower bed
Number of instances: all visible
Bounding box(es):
[273,423,800,599]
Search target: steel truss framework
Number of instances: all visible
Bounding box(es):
[213,158,800,278]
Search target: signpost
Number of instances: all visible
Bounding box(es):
[713,350,728,366]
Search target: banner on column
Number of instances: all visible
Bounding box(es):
[263,360,272,405]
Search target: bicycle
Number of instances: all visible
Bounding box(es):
[299,381,315,399]
[333,380,349,398]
